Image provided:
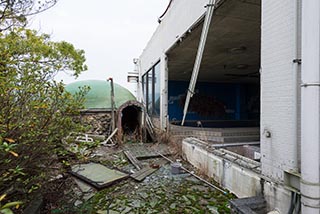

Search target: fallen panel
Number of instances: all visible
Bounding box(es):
[70,163,129,189]
[124,144,172,160]
[130,167,158,182]
[123,150,143,170]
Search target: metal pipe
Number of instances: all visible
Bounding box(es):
[181,0,216,126]
[291,0,301,173]
[301,0,320,212]
[108,77,115,131]
[158,152,227,194]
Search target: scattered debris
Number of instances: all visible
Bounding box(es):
[171,162,182,174]
[41,142,233,213]
[62,132,105,157]
[124,143,172,160]
[123,150,143,170]
[80,113,112,136]
[130,167,159,182]
[75,134,94,143]
[73,178,96,201]
[70,163,129,189]
[158,152,227,194]
[101,128,118,146]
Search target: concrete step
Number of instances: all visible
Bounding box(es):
[202,130,260,137]
[170,125,260,143]
[205,135,260,143]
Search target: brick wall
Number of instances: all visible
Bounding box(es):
[261,0,300,182]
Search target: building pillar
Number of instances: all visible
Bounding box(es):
[301,0,320,212]
[160,53,168,130]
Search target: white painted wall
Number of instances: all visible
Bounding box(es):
[138,0,209,129]
[182,138,262,198]
[139,0,208,75]
[261,0,300,181]
[263,181,291,214]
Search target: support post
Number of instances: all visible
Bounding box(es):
[160,54,168,130]
[108,77,116,131]
[181,0,216,125]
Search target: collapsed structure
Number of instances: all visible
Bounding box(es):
[131,0,320,213]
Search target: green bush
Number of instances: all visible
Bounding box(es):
[0,28,88,203]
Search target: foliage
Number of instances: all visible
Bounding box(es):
[0,194,22,214]
[0,0,57,32]
[75,174,234,213]
[0,28,88,203]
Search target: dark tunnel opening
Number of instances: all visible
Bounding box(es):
[121,106,141,135]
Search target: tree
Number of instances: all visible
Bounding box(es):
[0,0,57,32]
[0,28,88,203]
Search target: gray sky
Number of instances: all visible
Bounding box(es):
[30,0,169,93]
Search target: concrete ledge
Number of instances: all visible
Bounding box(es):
[263,180,292,213]
[230,196,267,214]
[182,138,262,198]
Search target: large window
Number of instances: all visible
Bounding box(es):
[154,63,161,116]
[142,74,147,106]
[142,61,161,117]
[148,71,153,114]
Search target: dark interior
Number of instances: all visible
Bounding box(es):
[166,0,261,127]
[121,106,141,134]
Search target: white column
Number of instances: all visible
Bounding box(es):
[301,0,320,212]
[160,53,168,130]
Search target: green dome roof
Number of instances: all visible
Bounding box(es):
[65,80,136,109]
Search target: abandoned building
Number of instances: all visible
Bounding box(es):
[66,80,144,138]
[130,0,320,213]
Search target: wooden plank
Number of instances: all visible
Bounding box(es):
[101,128,118,146]
[123,150,142,170]
[130,167,158,182]
[124,144,173,160]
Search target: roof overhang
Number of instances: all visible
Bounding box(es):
[167,0,261,83]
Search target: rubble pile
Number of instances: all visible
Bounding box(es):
[81,113,112,135]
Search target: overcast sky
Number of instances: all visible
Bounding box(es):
[30,0,169,93]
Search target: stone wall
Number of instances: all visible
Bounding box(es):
[80,112,112,136]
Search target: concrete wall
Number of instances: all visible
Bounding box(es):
[261,0,301,212]
[182,138,262,198]
[261,0,300,181]
[139,0,209,129]
[263,181,292,214]
[139,0,208,75]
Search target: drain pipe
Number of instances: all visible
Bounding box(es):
[301,0,320,212]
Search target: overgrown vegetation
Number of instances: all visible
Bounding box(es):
[74,167,234,214]
[0,0,89,211]
[0,0,57,32]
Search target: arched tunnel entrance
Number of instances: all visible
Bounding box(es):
[121,105,141,134]
[117,101,144,141]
